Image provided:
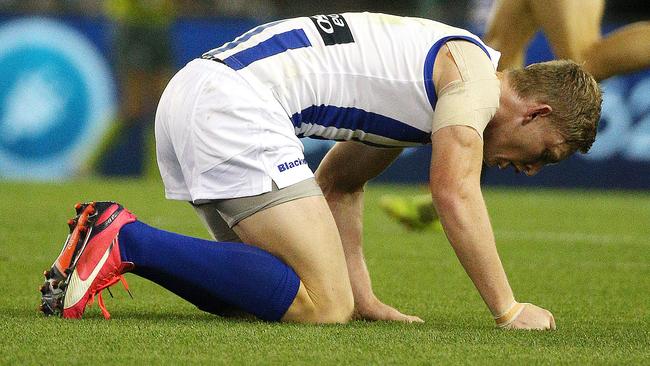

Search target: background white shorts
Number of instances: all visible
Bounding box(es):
[155,59,314,201]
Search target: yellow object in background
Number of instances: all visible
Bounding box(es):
[378,193,443,232]
[104,0,175,26]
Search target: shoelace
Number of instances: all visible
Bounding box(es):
[87,275,131,319]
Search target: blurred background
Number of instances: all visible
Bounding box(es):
[0,0,649,188]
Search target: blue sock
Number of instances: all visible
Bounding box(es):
[118,220,300,321]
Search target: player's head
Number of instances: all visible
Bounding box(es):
[508,60,602,153]
[483,60,602,176]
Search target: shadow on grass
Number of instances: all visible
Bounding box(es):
[111,309,262,324]
[0,305,253,324]
[4,305,487,334]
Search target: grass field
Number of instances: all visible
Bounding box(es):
[1,179,649,364]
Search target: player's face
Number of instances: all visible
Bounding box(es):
[484,123,572,176]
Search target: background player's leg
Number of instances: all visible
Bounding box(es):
[582,21,650,81]
[232,195,354,323]
[483,0,538,70]
[530,0,604,62]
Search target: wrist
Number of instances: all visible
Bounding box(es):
[487,292,517,316]
[354,293,379,311]
[493,300,525,328]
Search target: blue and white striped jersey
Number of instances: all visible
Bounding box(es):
[203,12,500,147]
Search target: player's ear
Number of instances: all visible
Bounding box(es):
[522,104,552,125]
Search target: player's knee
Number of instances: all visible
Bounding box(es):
[283,281,353,323]
[281,280,353,324]
[315,289,354,323]
[300,283,354,323]
[311,303,353,324]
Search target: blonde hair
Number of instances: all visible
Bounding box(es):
[507,60,602,153]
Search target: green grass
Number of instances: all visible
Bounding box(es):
[1,179,648,365]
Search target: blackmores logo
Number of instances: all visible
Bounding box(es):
[277,158,308,172]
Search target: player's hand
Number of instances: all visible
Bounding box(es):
[354,298,424,323]
[502,303,556,330]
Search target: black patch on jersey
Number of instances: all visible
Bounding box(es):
[309,14,354,46]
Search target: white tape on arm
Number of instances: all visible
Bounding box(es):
[494,301,527,328]
[430,78,500,138]
[431,40,501,139]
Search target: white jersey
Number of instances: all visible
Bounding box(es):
[203,12,500,147]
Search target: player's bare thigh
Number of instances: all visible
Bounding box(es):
[232,195,349,293]
[484,0,537,70]
[193,184,354,323]
[232,194,354,321]
[528,0,604,61]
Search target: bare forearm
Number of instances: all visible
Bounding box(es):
[323,189,377,308]
[316,142,403,309]
[324,188,423,322]
[315,142,420,321]
[433,191,514,316]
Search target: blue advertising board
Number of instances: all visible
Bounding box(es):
[0,15,258,180]
[0,16,116,180]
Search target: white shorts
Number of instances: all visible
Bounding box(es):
[155,59,314,201]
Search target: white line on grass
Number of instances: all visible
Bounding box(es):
[494,230,646,245]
